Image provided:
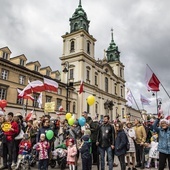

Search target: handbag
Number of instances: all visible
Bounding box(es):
[15,129,24,140]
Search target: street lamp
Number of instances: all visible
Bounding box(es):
[63,61,69,112]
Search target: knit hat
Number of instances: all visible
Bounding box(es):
[160,119,168,124]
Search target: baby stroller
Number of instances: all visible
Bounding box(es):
[15,151,31,170]
[29,144,38,167]
[50,143,67,169]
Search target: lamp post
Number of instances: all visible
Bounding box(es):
[63,61,69,112]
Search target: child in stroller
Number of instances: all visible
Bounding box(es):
[15,134,32,170]
[50,143,67,169]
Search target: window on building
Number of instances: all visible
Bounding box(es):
[57,88,62,95]
[105,77,108,92]
[95,75,98,85]
[121,86,123,97]
[19,75,25,85]
[56,98,62,110]
[95,103,98,114]
[87,103,90,113]
[46,70,50,76]
[122,108,125,118]
[87,41,90,54]
[20,59,25,66]
[34,65,39,72]
[1,69,8,80]
[115,85,117,95]
[17,98,24,105]
[86,70,90,80]
[73,102,76,113]
[0,86,7,99]
[70,69,74,79]
[70,41,75,52]
[46,96,52,102]
[120,68,122,77]
[33,94,39,108]
[2,52,8,59]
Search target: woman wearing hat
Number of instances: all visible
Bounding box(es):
[153,117,170,170]
[124,121,137,170]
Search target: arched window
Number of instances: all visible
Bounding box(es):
[70,41,75,52]
[73,102,76,113]
[87,41,90,54]
[105,77,108,92]
[74,23,78,31]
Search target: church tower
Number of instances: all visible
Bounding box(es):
[60,1,126,120]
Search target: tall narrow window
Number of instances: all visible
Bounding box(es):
[46,70,50,76]
[95,103,98,114]
[0,87,7,99]
[70,41,75,52]
[33,94,39,108]
[95,75,98,85]
[46,96,52,102]
[105,77,108,92]
[74,23,78,31]
[70,69,74,79]
[73,102,76,113]
[20,59,24,66]
[115,85,117,95]
[57,98,62,110]
[86,70,90,80]
[34,65,39,72]
[1,69,8,80]
[120,68,122,77]
[87,41,90,54]
[17,98,24,105]
[19,75,25,85]
[121,86,123,97]
[122,108,125,118]
[57,88,62,95]
[87,103,90,113]
[2,52,8,59]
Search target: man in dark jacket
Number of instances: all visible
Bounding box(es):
[96,115,115,170]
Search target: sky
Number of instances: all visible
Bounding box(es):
[0,0,170,116]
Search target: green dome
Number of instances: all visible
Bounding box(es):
[72,6,87,19]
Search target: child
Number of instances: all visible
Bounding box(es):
[66,138,77,170]
[36,133,50,170]
[79,134,92,170]
[145,130,159,169]
[15,134,31,170]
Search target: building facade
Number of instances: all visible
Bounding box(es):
[0,1,141,120]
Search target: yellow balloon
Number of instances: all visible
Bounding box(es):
[65,113,72,120]
[87,95,95,106]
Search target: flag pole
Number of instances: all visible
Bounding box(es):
[147,64,170,99]
[130,90,143,119]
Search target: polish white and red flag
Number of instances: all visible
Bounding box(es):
[79,80,84,94]
[17,89,34,101]
[37,92,42,108]
[140,94,151,105]
[59,105,64,112]
[145,65,160,91]
[25,110,33,122]
[28,80,45,93]
[17,84,32,97]
[43,77,58,92]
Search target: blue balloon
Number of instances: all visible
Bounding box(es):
[78,116,86,126]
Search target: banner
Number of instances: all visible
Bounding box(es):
[44,102,55,113]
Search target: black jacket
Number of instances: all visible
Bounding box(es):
[97,123,115,147]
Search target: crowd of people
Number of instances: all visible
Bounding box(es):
[0,110,169,170]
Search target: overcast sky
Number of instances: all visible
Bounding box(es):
[0,0,170,116]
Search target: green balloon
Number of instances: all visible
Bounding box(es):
[68,117,75,126]
[46,130,54,140]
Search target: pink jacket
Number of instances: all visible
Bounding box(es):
[67,144,77,162]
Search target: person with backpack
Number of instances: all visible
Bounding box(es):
[115,122,128,170]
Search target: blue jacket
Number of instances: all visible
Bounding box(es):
[153,119,170,154]
[115,130,127,156]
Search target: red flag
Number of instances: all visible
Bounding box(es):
[79,80,84,94]
[25,110,33,122]
[17,89,34,101]
[18,84,32,97]
[145,65,160,91]
[28,80,45,93]
[59,105,64,111]
[44,77,58,92]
